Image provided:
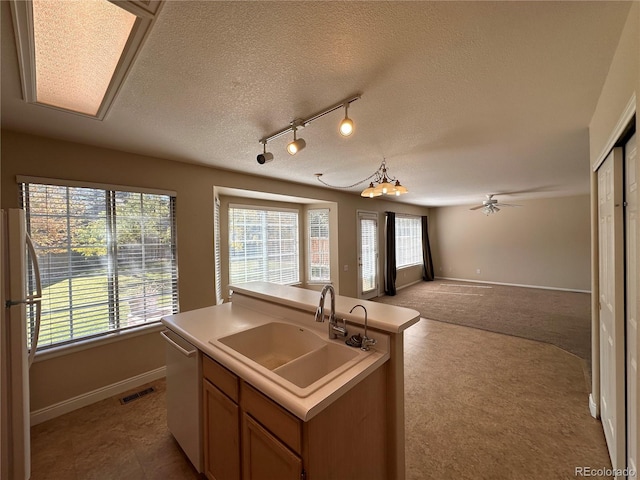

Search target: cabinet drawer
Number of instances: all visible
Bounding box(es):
[203,355,239,402]
[241,382,302,455]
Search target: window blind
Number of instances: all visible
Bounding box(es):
[214,197,223,304]
[21,182,179,350]
[228,206,299,285]
[308,209,330,282]
[395,215,422,268]
[360,217,377,292]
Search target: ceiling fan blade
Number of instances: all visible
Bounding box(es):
[495,203,522,207]
[469,205,485,210]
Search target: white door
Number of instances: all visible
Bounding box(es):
[357,212,378,299]
[597,148,626,471]
[625,132,638,480]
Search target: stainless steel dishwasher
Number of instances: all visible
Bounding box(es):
[161,329,203,473]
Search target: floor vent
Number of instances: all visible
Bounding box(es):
[120,386,155,405]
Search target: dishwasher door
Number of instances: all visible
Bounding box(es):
[162,329,203,473]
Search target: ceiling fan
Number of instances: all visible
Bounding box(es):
[469,194,521,215]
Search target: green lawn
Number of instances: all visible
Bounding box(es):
[34,274,174,348]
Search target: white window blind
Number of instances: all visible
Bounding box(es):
[395,216,422,268]
[361,217,377,292]
[308,209,330,282]
[214,197,223,304]
[21,182,178,350]
[228,206,299,285]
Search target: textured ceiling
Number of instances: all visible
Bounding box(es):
[0,1,633,206]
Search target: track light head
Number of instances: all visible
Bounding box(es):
[287,126,306,155]
[257,142,274,164]
[257,152,274,164]
[339,117,354,137]
[339,103,354,136]
[287,138,306,155]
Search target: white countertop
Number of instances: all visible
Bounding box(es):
[229,282,420,333]
[162,283,420,421]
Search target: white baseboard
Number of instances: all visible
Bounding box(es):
[589,393,599,419]
[396,279,423,291]
[30,366,166,426]
[436,276,591,294]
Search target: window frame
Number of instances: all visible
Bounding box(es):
[395,214,422,269]
[227,203,300,286]
[18,176,179,352]
[307,208,331,284]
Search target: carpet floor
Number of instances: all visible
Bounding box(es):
[374,279,591,377]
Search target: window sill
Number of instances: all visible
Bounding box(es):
[33,322,165,363]
[397,264,422,271]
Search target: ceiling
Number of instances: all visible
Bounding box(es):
[0,1,633,207]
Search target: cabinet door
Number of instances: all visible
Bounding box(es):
[204,380,240,480]
[242,414,302,480]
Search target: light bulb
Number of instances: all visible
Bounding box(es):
[339,103,354,137]
[339,117,354,136]
[287,138,306,155]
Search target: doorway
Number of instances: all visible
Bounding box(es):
[357,211,378,299]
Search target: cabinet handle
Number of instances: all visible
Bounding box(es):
[160,330,196,357]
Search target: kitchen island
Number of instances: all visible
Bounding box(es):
[162,282,419,480]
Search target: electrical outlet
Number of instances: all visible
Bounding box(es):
[343,264,348,272]
[476,268,481,274]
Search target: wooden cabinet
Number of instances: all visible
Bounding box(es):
[203,353,387,480]
[203,355,241,480]
[242,414,302,480]
[203,380,241,480]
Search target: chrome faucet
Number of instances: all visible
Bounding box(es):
[349,304,377,351]
[315,284,348,339]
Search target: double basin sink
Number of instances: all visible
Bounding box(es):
[209,321,384,398]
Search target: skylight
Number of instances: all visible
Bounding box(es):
[32,0,136,116]
[10,0,162,119]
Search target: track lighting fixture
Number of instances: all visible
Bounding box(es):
[339,103,354,137]
[286,125,306,156]
[257,94,360,163]
[257,142,274,164]
[315,158,409,198]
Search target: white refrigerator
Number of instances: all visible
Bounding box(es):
[0,209,43,480]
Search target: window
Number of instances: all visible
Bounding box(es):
[214,197,223,304]
[21,179,178,350]
[308,209,330,282]
[228,206,299,285]
[395,216,422,268]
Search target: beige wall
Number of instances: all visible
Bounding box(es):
[430,195,591,291]
[589,2,639,166]
[0,129,428,411]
